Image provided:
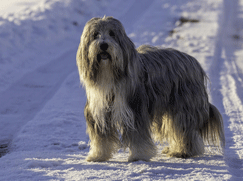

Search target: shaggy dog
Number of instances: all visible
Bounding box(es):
[76,16,225,162]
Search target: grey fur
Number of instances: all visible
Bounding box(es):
[76,16,225,162]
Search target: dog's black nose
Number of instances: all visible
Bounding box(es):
[100,43,108,51]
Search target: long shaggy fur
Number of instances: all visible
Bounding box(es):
[76,16,225,162]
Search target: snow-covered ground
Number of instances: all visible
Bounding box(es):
[0,0,243,180]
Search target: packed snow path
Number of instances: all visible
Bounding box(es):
[210,0,243,178]
[0,0,243,180]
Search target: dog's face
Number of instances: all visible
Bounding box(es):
[77,17,137,84]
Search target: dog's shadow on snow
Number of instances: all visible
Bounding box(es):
[22,150,226,180]
[64,150,227,179]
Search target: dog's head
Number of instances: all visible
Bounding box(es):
[77,16,139,85]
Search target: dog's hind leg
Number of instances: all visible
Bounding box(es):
[160,114,205,158]
[162,129,204,158]
[162,104,225,158]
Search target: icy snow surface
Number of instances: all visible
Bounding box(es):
[0,0,243,180]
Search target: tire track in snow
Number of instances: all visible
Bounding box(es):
[0,49,77,157]
[210,0,243,178]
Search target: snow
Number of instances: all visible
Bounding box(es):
[0,0,242,180]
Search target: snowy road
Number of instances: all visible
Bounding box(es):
[0,0,243,180]
[0,49,76,147]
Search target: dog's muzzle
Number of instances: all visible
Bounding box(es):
[97,42,111,62]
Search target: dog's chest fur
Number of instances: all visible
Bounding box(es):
[86,63,134,131]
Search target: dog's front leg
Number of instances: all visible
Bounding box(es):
[84,105,119,162]
[122,128,157,162]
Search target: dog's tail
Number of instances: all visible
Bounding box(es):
[201,104,225,150]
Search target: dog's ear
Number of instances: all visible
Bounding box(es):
[76,16,97,82]
[121,35,141,86]
[76,23,92,83]
[76,39,86,82]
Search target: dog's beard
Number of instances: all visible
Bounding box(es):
[97,51,111,64]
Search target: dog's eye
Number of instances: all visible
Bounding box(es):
[109,30,115,37]
[93,32,99,39]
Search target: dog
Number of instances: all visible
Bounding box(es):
[76,16,225,162]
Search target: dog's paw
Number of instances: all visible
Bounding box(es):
[86,155,109,162]
[162,147,189,158]
[128,152,153,162]
[161,146,170,154]
[128,155,150,162]
[167,152,189,158]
